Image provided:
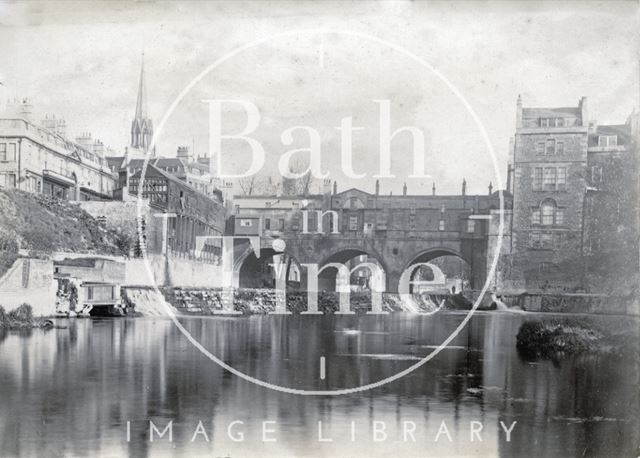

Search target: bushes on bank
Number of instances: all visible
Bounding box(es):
[0,303,51,329]
[516,320,604,359]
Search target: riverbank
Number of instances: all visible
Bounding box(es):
[0,304,54,330]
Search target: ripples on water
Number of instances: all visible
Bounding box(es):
[0,313,637,457]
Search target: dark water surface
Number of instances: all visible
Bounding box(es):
[0,312,638,457]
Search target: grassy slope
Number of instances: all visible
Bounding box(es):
[0,189,129,276]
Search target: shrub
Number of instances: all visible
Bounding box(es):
[516,320,604,359]
[7,303,34,323]
[0,305,6,326]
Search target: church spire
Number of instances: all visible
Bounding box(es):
[135,55,147,120]
[131,54,154,153]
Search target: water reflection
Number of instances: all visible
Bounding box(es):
[0,313,637,457]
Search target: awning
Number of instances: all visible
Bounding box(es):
[43,169,76,187]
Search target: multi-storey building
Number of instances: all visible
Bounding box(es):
[124,163,226,256]
[508,96,639,292]
[0,108,115,200]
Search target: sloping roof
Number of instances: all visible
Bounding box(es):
[588,124,631,147]
[522,107,581,119]
[105,156,125,170]
[595,124,630,136]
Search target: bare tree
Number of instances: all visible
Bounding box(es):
[282,159,316,196]
[237,174,279,196]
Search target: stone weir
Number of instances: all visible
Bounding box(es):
[120,286,485,316]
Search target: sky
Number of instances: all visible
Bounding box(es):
[0,0,638,195]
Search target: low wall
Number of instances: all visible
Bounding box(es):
[124,254,224,288]
[500,293,639,315]
[0,258,56,316]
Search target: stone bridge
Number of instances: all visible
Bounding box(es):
[233,230,489,294]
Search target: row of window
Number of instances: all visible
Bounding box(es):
[532,167,566,191]
[535,139,565,155]
[539,117,567,128]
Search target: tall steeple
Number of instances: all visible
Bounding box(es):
[131,54,154,153]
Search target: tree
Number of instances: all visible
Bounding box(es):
[282,159,316,196]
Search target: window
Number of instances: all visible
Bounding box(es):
[531,210,541,225]
[265,201,272,208]
[234,204,240,215]
[591,165,603,184]
[540,118,549,127]
[556,167,566,191]
[535,199,563,226]
[6,174,16,188]
[466,219,475,233]
[440,204,446,213]
[541,201,555,225]
[598,135,617,147]
[530,232,553,249]
[536,142,545,154]
[264,218,271,230]
[409,203,416,215]
[0,143,5,161]
[556,141,565,154]
[6,143,16,161]
[239,219,252,227]
[533,167,543,191]
[439,220,445,231]
[545,139,556,155]
[555,118,564,127]
[543,167,556,191]
[348,215,359,231]
[279,218,285,231]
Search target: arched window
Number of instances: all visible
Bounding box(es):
[537,198,563,226]
[541,200,555,225]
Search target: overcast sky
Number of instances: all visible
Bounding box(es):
[0,1,638,194]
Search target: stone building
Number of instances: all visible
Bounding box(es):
[0,107,115,200]
[507,96,639,292]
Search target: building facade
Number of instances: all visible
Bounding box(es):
[124,164,226,256]
[508,96,639,292]
[0,114,115,200]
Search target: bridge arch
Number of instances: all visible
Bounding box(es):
[399,247,470,294]
[316,246,389,293]
[236,245,303,289]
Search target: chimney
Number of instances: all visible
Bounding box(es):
[488,181,493,195]
[432,182,436,196]
[579,96,588,127]
[375,179,380,196]
[402,182,407,196]
[322,178,332,195]
[516,94,523,129]
[177,146,191,162]
[333,180,337,195]
[462,178,467,196]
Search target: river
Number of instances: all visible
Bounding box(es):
[0,312,638,457]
